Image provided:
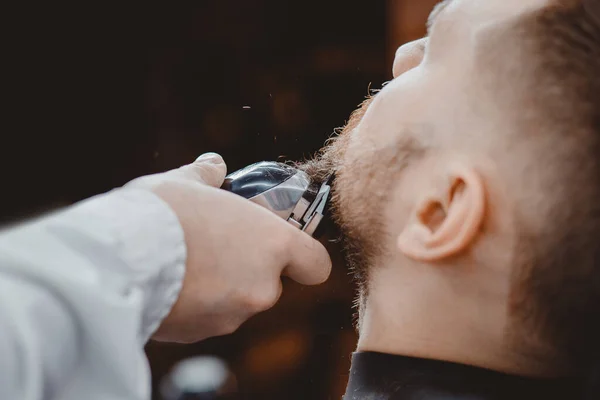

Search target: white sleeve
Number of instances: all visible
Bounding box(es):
[0,188,187,400]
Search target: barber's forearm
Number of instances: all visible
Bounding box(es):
[45,188,188,341]
[0,188,187,399]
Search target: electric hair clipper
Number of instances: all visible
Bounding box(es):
[221,162,332,237]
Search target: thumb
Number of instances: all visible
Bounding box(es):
[282,226,332,286]
[180,152,227,187]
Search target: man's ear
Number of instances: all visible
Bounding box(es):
[397,165,485,262]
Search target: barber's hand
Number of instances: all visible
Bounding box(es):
[126,153,332,343]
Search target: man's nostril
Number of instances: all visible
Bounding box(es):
[392,38,428,78]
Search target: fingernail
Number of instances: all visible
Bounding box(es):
[195,152,223,163]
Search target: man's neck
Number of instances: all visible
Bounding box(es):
[356,262,565,378]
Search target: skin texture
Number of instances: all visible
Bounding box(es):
[301,0,580,378]
[126,153,332,343]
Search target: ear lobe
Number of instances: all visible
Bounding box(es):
[397,167,485,262]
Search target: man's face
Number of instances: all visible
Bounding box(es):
[305,0,554,282]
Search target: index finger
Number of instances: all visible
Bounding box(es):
[282,227,332,286]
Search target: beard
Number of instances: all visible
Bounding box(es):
[295,130,372,320]
[294,96,382,317]
[295,95,426,319]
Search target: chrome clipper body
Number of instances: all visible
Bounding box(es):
[221,162,332,237]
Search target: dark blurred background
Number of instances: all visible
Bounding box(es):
[2,1,438,398]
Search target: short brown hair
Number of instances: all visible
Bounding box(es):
[509,0,600,368]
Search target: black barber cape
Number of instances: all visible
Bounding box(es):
[343,352,581,400]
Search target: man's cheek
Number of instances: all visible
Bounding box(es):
[381,72,430,126]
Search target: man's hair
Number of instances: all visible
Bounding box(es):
[507,0,600,368]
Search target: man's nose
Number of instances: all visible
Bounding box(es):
[392,37,428,78]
